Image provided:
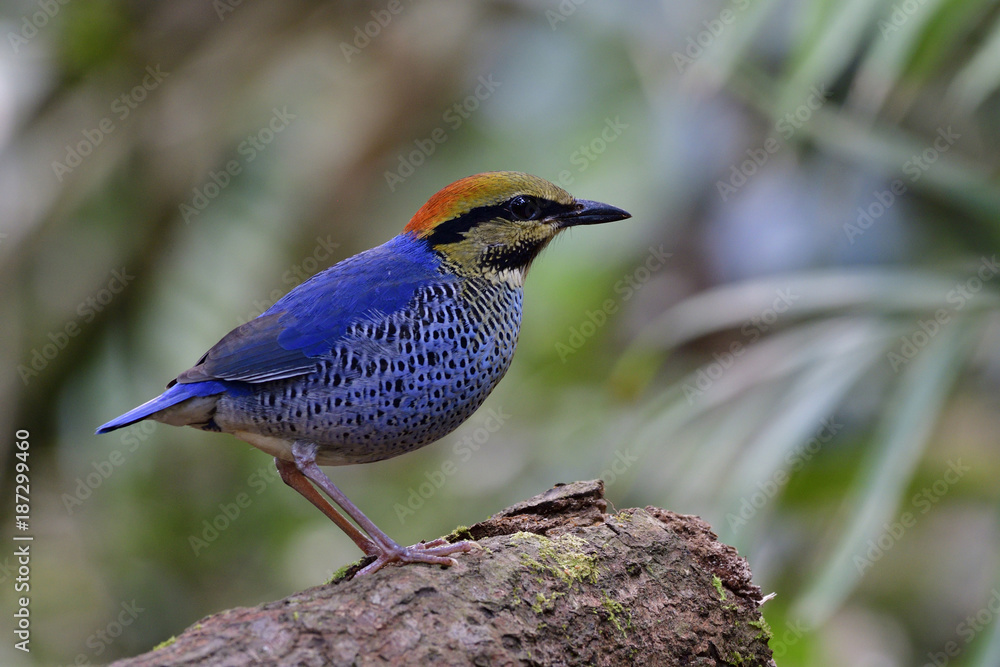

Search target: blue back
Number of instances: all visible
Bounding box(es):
[96,234,448,434]
[177,234,449,384]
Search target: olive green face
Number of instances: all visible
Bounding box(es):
[428,194,576,275]
[406,171,630,278]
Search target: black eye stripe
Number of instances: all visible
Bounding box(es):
[509,195,544,220]
[425,197,571,245]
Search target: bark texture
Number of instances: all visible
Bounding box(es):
[113,480,775,666]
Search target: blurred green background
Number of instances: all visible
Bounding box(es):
[3,0,1000,664]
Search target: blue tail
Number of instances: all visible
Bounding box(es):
[95,381,230,434]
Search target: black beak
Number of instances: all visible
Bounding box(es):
[557,199,631,227]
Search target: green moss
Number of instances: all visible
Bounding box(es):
[509,580,523,606]
[293,611,300,621]
[153,636,176,651]
[532,591,564,613]
[327,558,364,583]
[749,615,773,641]
[712,575,727,600]
[511,532,599,585]
[599,595,631,637]
[447,525,474,541]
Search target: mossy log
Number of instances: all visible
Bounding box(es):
[112,480,775,666]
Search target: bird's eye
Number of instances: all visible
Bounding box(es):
[508,195,542,221]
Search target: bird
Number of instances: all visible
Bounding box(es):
[97,171,631,576]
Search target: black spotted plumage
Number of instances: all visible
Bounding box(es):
[215,275,522,465]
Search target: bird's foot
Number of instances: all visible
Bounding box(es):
[356,538,476,577]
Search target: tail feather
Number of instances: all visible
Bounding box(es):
[96,381,229,434]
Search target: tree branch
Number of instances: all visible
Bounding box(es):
[113,480,775,666]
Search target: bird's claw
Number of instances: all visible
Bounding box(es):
[356,539,476,577]
[417,537,453,549]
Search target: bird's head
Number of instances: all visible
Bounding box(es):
[404,171,630,281]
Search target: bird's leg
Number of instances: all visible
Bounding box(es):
[290,441,475,577]
[275,457,380,557]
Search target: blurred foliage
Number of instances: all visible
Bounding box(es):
[2,0,1000,665]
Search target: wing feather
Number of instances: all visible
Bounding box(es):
[175,235,445,385]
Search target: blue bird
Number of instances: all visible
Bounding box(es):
[98,172,630,576]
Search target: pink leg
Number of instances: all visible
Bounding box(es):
[275,457,378,557]
[288,441,475,577]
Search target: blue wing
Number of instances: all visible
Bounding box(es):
[174,234,446,385]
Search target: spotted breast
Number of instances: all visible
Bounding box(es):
[214,273,522,465]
